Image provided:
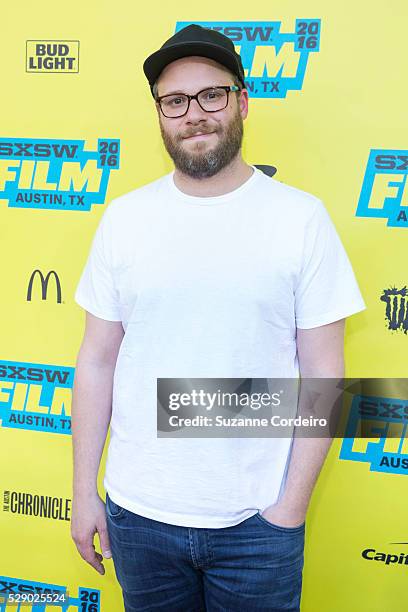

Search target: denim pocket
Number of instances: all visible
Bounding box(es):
[105,493,127,519]
[255,510,305,533]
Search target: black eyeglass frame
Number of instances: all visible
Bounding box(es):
[155,85,242,118]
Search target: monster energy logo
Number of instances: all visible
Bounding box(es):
[380,287,408,334]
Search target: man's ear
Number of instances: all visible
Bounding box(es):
[239,89,249,120]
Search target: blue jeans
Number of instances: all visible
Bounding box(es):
[105,492,305,612]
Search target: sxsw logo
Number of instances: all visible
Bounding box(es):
[0,137,120,211]
[0,576,99,610]
[27,269,62,303]
[0,359,73,434]
[340,393,408,475]
[356,149,408,227]
[176,20,321,98]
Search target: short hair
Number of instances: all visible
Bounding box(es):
[152,67,243,99]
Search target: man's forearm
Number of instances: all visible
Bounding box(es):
[277,373,345,518]
[269,319,347,522]
[71,357,115,498]
[277,436,333,519]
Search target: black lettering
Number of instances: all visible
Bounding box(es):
[44,369,70,385]
[375,154,395,170]
[51,144,77,159]
[34,144,51,157]
[15,143,32,157]
[359,399,378,417]
[7,366,26,380]
[362,548,375,560]
[244,26,274,42]
[223,27,243,42]
[380,403,402,419]
[19,584,35,594]
[0,581,18,593]
[26,368,43,382]
[397,155,408,171]
[0,143,13,156]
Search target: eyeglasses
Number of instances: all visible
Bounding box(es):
[155,85,241,118]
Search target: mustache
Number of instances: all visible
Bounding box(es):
[181,127,219,139]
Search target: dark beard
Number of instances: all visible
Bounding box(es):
[159,107,244,179]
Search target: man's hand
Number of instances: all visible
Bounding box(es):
[71,493,112,575]
[260,501,306,528]
[258,320,345,531]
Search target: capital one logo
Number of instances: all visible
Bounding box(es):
[176,20,321,99]
[26,269,62,303]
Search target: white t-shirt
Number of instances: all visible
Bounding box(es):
[74,165,366,528]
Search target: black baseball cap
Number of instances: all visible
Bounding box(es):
[143,24,246,97]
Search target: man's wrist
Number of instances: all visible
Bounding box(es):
[271,497,308,518]
[73,482,99,499]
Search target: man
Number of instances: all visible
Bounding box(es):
[71,24,366,611]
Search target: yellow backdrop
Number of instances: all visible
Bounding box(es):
[1,2,407,611]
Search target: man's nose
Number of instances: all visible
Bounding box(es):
[184,97,208,122]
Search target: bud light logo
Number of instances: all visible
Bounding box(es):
[176,20,321,98]
[26,40,79,73]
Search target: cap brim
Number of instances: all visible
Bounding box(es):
[143,41,243,93]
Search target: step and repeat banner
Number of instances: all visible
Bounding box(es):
[0,2,406,611]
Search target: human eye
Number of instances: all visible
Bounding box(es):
[202,88,223,100]
[163,95,186,108]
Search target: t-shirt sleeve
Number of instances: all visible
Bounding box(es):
[294,199,366,329]
[74,207,122,322]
